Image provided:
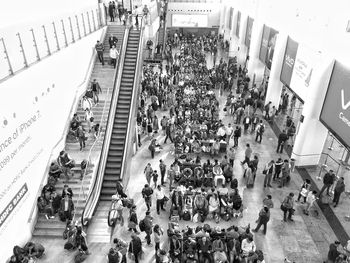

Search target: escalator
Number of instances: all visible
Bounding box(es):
[100,30,140,201]
[83,29,142,242]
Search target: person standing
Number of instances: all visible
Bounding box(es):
[296,179,311,203]
[142,184,154,211]
[76,125,86,151]
[159,159,167,186]
[108,1,115,22]
[241,143,252,166]
[263,160,274,188]
[144,163,153,185]
[227,146,236,167]
[143,211,153,246]
[279,159,290,188]
[95,40,105,65]
[281,193,294,222]
[110,45,119,68]
[128,233,142,263]
[273,158,283,181]
[304,190,318,215]
[319,170,335,198]
[233,126,241,147]
[128,205,139,233]
[108,34,118,48]
[153,224,164,255]
[276,130,288,153]
[251,114,259,133]
[253,206,270,234]
[91,79,102,105]
[333,177,345,208]
[155,185,165,215]
[167,164,175,190]
[255,120,265,143]
[164,123,173,143]
[113,238,128,263]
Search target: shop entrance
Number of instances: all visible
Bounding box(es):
[275,85,304,147]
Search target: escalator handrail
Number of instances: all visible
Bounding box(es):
[119,17,146,181]
[81,26,130,226]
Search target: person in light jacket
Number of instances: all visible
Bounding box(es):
[110,45,119,68]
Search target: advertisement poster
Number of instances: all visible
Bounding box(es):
[172,14,208,27]
[289,44,320,100]
[259,25,270,63]
[320,62,350,148]
[244,16,254,49]
[235,11,241,37]
[265,27,278,69]
[280,37,299,87]
[228,7,233,30]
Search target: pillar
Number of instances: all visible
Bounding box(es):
[291,56,334,166]
[264,33,288,108]
[247,21,264,86]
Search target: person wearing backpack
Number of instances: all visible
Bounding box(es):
[128,205,139,233]
[255,120,265,143]
[281,193,294,222]
[142,184,154,211]
[143,211,153,246]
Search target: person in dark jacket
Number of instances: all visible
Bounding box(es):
[60,195,74,221]
[319,170,335,198]
[108,248,122,263]
[129,234,142,263]
[333,177,345,207]
[128,205,139,233]
[142,184,154,211]
[143,211,153,246]
[328,241,341,263]
[276,130,288,153]
[253,206,270,234]
[197,236,212,263]
[108,34,118,48]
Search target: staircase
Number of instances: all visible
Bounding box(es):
[86,30,141,242]
[154,1,168,60]
[32,25,125,238]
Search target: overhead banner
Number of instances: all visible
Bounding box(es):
[235,11,241,37]
[172,14,208,27]
[244,16,254,49]
[289,44,320,100]
[280,37,299,86]
[259,25,278,69]
[228,7,233,30]
[320,62,350,148]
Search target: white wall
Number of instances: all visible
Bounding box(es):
[0,28,103,262]
[221,0,350,165]
[167,2,220,28]
[0,0,101,79]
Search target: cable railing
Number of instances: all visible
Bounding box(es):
[0,6,106,84]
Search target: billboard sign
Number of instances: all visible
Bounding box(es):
[280,37,299,86]
[320,62,350,148]
[259,25,270,64]
[245,16,254,49]
[235,11,241,37]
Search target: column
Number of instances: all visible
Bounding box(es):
[264,33,288,108]
[291,56,334,166]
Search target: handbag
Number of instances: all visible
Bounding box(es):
[300,188,308,197]
[262,169,267,175]
[280,204,287,212]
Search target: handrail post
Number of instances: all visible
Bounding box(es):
[16,32,28,68]
[52,22,60,51]
[91,10,97,31]
[61,19,68,47]
[76,15,82,39]
[82,13,87,36]
[30,29,40,61]
[86,11,92,33]
[69,17,75,43]
[42,25,51,55]
[1,38,14,75]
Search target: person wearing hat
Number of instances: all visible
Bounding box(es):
[61,184,73,198]
[128,234,142,263]
[107,247,122,263]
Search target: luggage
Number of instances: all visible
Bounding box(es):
[139,219,146,232]
[231,178,238,189]
[74,250,88,263]
[64,241,75,250]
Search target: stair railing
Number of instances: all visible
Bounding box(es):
[80,26,130,226]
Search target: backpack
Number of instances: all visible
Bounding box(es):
[183,210,191,221]
[139,219,146,232]
[231,178,238,189]
[259,125,265,134]
[256,250,264,261]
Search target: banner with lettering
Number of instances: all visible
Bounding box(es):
[320,61,350,148]
[280,37,299,86]
[244,16,254,49]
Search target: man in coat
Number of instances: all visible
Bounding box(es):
[253,206,270,234]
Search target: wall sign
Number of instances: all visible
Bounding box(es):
[280,37,299,86]
[244,16,254,50]
[235,11,241,37]
[228,7,233,30]
[320,61,350,149]
[259,24,278,69]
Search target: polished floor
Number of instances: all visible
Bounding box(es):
[31,48,343,263]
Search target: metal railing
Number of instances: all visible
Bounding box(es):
[81,16,146,226]
[0,7,105,84]
[80,24,131,226]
